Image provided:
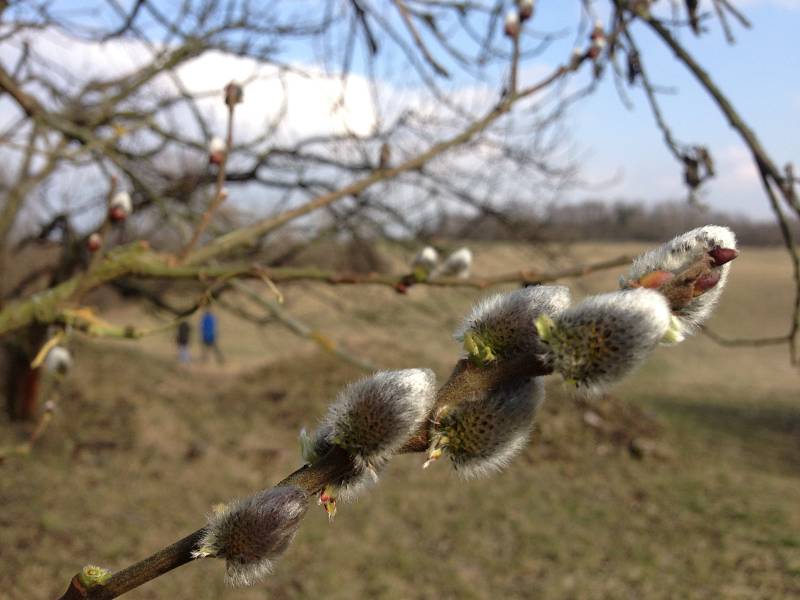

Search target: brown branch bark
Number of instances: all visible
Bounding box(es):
[627,4,800,362]
[0,250,630,338]
[178,99,236,260]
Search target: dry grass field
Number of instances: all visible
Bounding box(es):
[1,241,799,599]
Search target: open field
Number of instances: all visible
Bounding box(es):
[1,241,799,599]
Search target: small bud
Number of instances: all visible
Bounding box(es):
[224,82,243,107]
[570,47,585,69]
[44,345,72,375]
[504,10,520,38]
[318,485,337,522]
[637,270,674,289]
[77,565,111,588]
[208,136,226,165]
[302,369,437,502]
[109,191,132,222]
[426,377,544,479]
[517,0,535,21]
[536,289,671,393]
[693,271,720,295]
[431,247,472,279]
[588,23,606,60]
[455,286,571,364]
[411,246,439,275]
[87,233,102,252]
[708,246,738,267]
[622,225,737,336]
[193,486,309,587]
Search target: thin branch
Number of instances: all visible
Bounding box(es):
[56,354,550,599]
[178,99,236,260]
[639,10,800,219]
[0,249,630,337]
[701,327,789,348]
[185,61,579,266]
[231,280,377,372]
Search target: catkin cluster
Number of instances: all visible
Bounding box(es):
[197,225,737,587]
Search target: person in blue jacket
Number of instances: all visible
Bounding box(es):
[200,309,225,364]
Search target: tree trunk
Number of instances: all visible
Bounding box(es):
[3,325,46,421]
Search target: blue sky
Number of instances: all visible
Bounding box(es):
[545,0,800,218]
[281,0,800,219]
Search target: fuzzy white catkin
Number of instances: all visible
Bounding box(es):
[624,225,737,333]
[303,369,437,499]
[505,9,520,29]
[193,486,309,587]
[455,285,571,361]
[109,191,132,214]
[432,247,472,279]
[208,136,226,154]
[44,346,72,375]
[540,288,671,394]
[436,377,544,479]
[411,246,439,272]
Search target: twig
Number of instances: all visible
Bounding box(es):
[756,170,800,364]
[231,280,377,372]
[711,0,735,44]
[701,327,789,348]
[0,400,56,463]
[56,355,550,599]
[631,5,800,362]
[0,250,630,337]
[178,100,236,261]
[184,61,579,266]
[394,0,450,77]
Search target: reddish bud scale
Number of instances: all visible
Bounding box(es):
[504,10,520,38]
[693,271,721,296]
[638,270,674,289]
[109,206,127,222]
[87,233,102,252]
[709,247,738,267]
[209,152,224,165]
[224,82,243,107]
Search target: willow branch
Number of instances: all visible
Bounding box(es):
[178,100,236,260]
[0,249,630,337]
[638,9,800,218]
[56,356,550,599]
[701,327,789,348]
[630,5,800,361]
[230,280,377,372]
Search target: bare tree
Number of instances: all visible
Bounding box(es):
[0,0,794,595]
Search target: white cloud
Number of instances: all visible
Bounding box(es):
[173,52,378,143]
[0,29,379,144]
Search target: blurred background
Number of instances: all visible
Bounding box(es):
[0,1,798,598]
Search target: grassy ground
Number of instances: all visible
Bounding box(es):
[1,241,799,599]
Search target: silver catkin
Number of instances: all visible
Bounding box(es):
[455,285,571,363]
[193,486,309,587]
[431,377,544,479]
[623,225,737,334]
[537,288,671,394]
[303,369,436,499]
